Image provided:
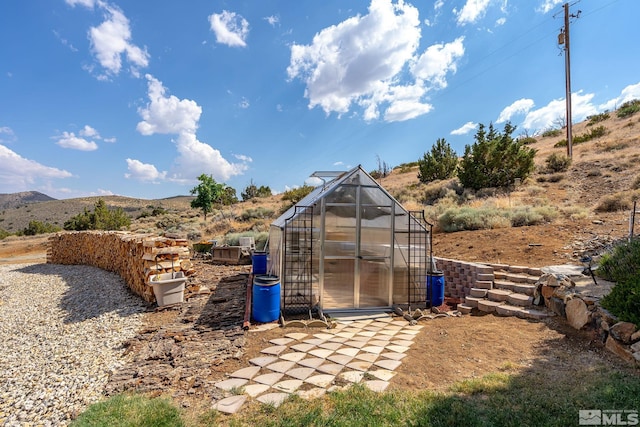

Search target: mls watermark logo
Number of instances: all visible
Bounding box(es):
[579,409,639,426]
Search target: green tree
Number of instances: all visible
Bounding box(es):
[220,185,239,205]
[417,137,459,183]
[457,122,536,191]
[241,180,272,201]
[22,220,61,235]
[190,174,224,220]
[63,199,131,231]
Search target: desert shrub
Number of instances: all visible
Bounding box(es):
[64,199,131,231]
[542,128,562,137]
[239,207,275,221]
[22,220,61,236]
[394,162,418,173]
[632,175,640,190]
[137,206,168,219]
[586,169,602,177]
[560,206,590,221]
[594,191,639,212]
[518,136,537,145]
[616,99,640,118]
[0,228,10,240]
[510,206,558,227]
[536,173,564,183]
[224,231,269,250]
[421,179,463,205]
[417,138,459,183]
[457,122,536,191]
[554,126,609,148]
[586,112,610,126]
[598,239,640,327]
[438,207,509,232]
[545,153,572,173]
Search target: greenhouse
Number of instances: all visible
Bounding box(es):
[268,165,433,315]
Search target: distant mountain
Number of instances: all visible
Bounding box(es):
[0,191,56,210]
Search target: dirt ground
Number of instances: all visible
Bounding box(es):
[0,213,635,415]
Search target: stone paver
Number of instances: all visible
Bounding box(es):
[305,374,335,388]
[229,366,261,380]
[257,392,290,408]
[273,379,303,393]
[215,378,248,391]
[214,395,247,414]
[261,345,288,356]
[218,313,426,415]
[364,380,390,392]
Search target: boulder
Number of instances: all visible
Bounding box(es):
[566,298,590,330]
[605,335,636,365]
[609,322,638,344]
[631,330,640,344]
[548,297,566,318]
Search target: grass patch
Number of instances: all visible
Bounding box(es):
[587,112,610,126]
[542,128,562,137]
[617,99,640,118]
[595,190,640,213]
[70,393,183,427]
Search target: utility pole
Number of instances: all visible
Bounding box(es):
[558,3,580,158]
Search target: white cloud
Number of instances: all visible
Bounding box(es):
[84,2,149,78]
[451,121,477,135]
[136,75,249,183]
[239,98,250,109]
[0,126,16,144]
[209,10,249,47]
[496,17,506,26]
[234,154,253,162]
[125,158,166,182]
[55,131,99,151]
[79,125,100,138]
[434,0,444,11]
[599,81,640,112]
[137,75,201,135]
[288,0,442,122]
[412,37,465,90]
[0,144,72,192]
[521,91,597,131]
[264,15,279,27]
[103,137,117,143]
[497,98,535,123]
[65,0,95,7]
[537,0,563,14]
[455,0,492,26]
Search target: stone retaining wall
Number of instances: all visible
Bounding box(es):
[435,257,495,299]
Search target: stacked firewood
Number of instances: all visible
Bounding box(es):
[47,231,194,302]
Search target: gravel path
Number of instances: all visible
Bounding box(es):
[0,263,147,426]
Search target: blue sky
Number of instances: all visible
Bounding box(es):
[1,0,638,200]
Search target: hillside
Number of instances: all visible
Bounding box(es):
[1,109,639,268]
[0,191,56,210]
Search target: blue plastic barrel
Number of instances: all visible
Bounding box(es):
[252,275,281,323]
[251,252,268,275]
[427,271,445,307]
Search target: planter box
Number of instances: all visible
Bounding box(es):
[149,272,186,306]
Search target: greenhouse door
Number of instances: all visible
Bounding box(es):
[322,190,392,309]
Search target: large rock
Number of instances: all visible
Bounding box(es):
[565,298,590,330]
[548,297,566,318]
[609,322,638,344]
[605,335,636,365]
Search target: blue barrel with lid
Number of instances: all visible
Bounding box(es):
[427,271,445,307]
[251,252,268,275]
[252,275,281,323]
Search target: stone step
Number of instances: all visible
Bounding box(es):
[527,267,543,277]
[464,296,483,308]
[508,293,533,307]
[512,283,537,296]
[493,271,507,280]
[474,280,493,290]
[495,304,525,317]
[494,280,515,292]
[518,307,553,320]
[504,273,538,284]
[477,299,503,313]
[469,288,488,298]
[457,303,474,314]
[476,273,495,282]
[487,289,511,302]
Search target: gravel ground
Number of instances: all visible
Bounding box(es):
[0,263,147,426]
